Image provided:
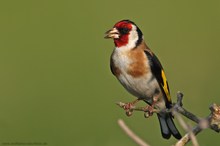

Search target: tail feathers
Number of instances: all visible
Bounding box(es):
[157,114,182,140]
[157,114,171,139]
[166,115,182,139]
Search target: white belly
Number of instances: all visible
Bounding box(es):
[118,71,160,100]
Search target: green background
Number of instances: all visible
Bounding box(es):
[0,0,220,146]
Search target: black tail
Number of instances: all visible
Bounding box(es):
[157,113,182,140]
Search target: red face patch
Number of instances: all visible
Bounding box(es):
[113,21,132,47]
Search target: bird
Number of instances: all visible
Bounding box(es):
[104,20,182,140]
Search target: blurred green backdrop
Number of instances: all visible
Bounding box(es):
[0,0,220,146]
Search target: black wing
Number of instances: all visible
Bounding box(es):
[144,50,172,108]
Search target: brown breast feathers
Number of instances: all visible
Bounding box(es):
[127,42,149,78]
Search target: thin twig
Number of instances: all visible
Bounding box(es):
[116,102,159,113]
[174,112,199,146]
[117,119,150,146]
[188,125,199,146]
[175,125,202,146]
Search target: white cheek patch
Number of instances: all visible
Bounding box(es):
[126,26,139,49]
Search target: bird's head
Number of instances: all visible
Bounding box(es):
[104,20,143,48]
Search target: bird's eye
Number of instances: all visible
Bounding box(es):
[119,27,129,34]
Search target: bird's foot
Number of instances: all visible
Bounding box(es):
[144,105,154,118]
[123,103,134,116]
[122,99,140,117]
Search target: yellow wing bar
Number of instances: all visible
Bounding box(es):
[161,70,171,103]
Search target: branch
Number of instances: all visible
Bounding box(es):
[175,103,220,146]
[116,91,220,146]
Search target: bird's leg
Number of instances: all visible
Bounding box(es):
[123,99,141,116]
[144,95,160,118]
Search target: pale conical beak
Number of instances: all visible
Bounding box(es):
[104,28,120,39]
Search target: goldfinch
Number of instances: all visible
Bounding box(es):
[104,20,181,139]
